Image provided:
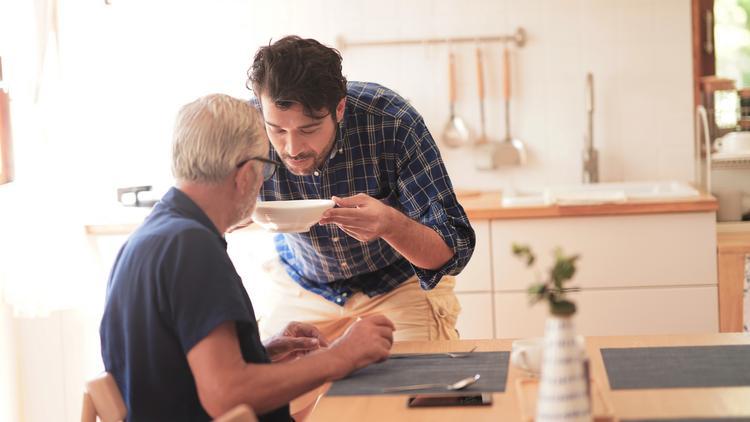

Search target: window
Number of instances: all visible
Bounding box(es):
[715,0,750,87]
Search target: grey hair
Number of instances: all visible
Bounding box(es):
[172,94,267,184]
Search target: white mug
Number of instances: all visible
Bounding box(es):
[510,336,585,376]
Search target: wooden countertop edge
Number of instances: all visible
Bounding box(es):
[717,222,750,252]
[85,223,142,236]
[84,220,266,236]
[460,192,718,220]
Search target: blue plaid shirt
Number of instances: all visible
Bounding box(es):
[258,82,475,305]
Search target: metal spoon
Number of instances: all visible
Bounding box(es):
[442,50,472,148]
[388,346,478,359]
[382,374,481,393]
[494,45,527,166]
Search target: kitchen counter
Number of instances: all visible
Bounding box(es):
[84,206,153,236]
[85,190,725,339]
[85,190,718,236]
[456,190,718,220]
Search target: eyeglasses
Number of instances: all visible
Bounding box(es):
[236,156,281,181]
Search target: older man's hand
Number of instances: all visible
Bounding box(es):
[326,314,395,380]
[263,321,328,363]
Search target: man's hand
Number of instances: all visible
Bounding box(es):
[263,321,329,363]
[326,315,395,380]
[318,194,399,242]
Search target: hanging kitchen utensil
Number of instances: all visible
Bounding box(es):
[495,45,527,166]
[476,46,487,145]
[442,50,471,148]
[473,44,496,170]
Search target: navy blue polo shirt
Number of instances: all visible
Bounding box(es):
[100,187,290,422]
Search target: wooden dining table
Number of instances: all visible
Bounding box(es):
[307,333,750,421]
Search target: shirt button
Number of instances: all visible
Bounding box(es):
[313,171,320,176]
[338,148,343,153]
[331,237,339,242]
[342,292,348,297]
[335,297,343,303]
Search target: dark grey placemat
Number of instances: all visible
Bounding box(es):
[327,351,509,396]
[601,345,750,389]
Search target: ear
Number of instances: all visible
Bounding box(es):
[233,162,254,196]
[335,97,346,123]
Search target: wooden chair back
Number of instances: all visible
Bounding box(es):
[213,404,258,422]
[81,373,127,422]
[80,372,257,422]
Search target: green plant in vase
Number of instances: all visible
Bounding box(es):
[512,243,581,316]
[512,243,590,422]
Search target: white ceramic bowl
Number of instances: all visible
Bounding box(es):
[251,199,335,233]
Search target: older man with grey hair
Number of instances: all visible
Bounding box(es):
[100,94,395,422]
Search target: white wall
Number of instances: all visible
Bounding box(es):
[242,0,695,191]
[4,0,694,197]
[0,300,20,422]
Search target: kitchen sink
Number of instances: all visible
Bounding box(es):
[501,181,700,207]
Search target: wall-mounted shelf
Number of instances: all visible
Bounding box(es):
[336,28,527,50]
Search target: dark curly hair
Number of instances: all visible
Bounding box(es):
[247,36,348,119]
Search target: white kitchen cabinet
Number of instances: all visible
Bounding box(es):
[455,220,492,292]
[491,212,717,291]
[493,292,547,339]
[455,292,494,340]
[453,220,494,339]
[489,211,719,338]
[494,286,718,338]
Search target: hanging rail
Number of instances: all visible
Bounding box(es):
[336,27,527,50]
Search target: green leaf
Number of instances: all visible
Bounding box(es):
[516,244,580,316]
[550,254,579,287]
[527,283,546,295]
[512,243,536,266]
[527,283,548,304]
[550,299,577,316]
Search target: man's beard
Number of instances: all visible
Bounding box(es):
[280,129,337,176]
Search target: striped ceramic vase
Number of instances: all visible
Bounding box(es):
[535,315,591,422]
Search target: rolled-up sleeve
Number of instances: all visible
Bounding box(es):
[395,117,476,290]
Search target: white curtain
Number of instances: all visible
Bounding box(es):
[0,0,259,317]
[0,0,102,318]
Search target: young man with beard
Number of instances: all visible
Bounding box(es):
[247,36,475,343]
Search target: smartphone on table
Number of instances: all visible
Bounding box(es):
[406,393,493,407]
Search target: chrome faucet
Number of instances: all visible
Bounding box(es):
[582,72,599,183]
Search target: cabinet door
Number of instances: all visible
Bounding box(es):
[455,220,492,292]
[491,212,717,291]
[494,286,719,339]
[456,292,494,339]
